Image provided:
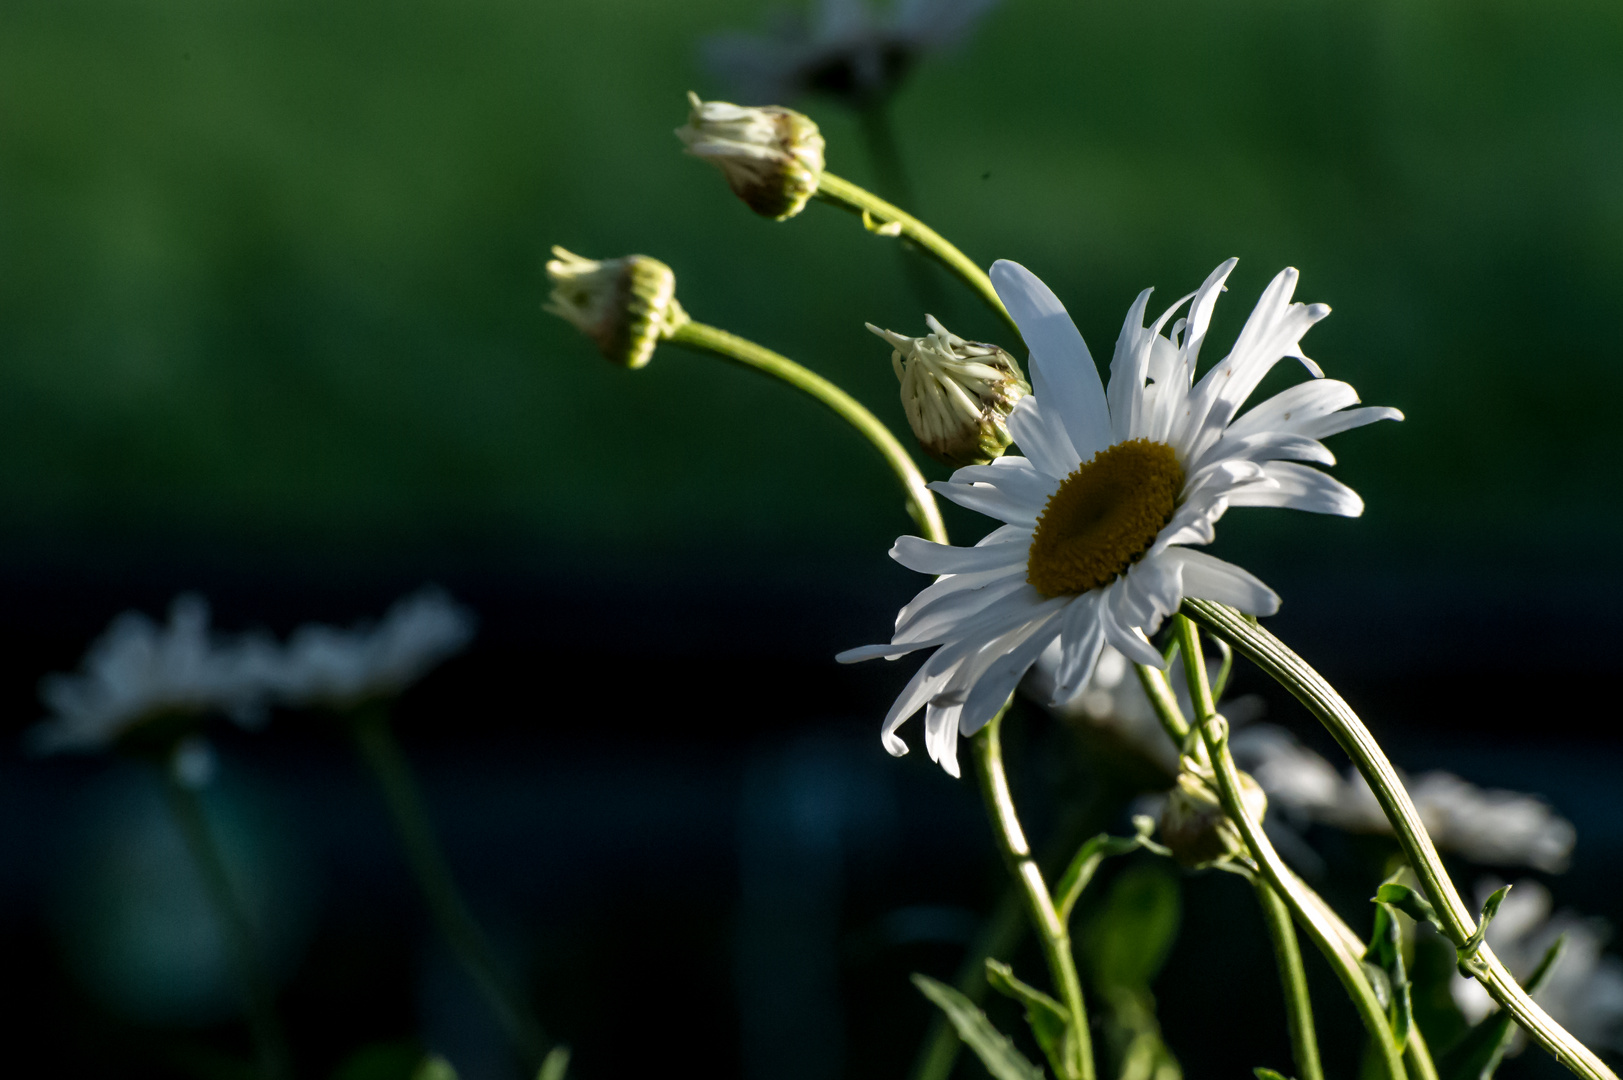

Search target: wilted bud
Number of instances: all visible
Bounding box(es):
[675,92,825,221]
[1159,767,1267,867]
[544,247,687,369]
[868,316,1030,468]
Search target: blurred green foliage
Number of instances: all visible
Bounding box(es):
[2,0,1620,581]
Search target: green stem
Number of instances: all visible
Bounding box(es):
[1133,660,1190,747]
[972,705,1095,1080]
[161,763,294,1080]
[668,320,946,544]
[348,708,550,1067]
[1181,598,1617,1080]
[814,172,1024,346]
[1171,616,1407,1080]
[1251,875,1325,1080]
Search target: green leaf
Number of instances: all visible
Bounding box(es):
[1055,824,1156,924]
[331,1042,424,1080]
[913,973,1046,1080]
[1440,935,1567,1080]
[985,959,1072,1079]
[411,1056,459,1080]
[1080,863,1181,991]
[1364,901,1414,1049]
[536,1047,571,1080]
[1457,886,1512,975]
[1254,1069,1296,1080]
[1373,884,1443,934]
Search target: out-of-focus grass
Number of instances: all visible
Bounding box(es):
[1,0,1619,581]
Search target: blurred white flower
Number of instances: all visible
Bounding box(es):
[1231,725,1576,872]
[270,587,475,710]
[1450,878,1623,1051]
[30,595,279,756]
[703,0,1003,108]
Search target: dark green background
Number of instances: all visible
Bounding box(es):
[3,0,1620,601]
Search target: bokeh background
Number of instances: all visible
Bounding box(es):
[2,0,1621,1077]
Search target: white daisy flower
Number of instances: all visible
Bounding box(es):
[839,259,1402,776]
[270,587,475,710]
[29,595,279,756]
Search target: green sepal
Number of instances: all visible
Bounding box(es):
[1363,900,1414,1049]
[985,959,1072,1079]
[1255,1069,1297,1080]
[1439,935,1566,1080]
[1373,883,1444,934]
[1054,816,1167,924]
[536,1047,571,1080]
[913,974,1046,1080]
[1456,885,1512,976]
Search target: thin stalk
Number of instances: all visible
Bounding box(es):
[1133,660,1190,747]
[814,172,1024,345]
[668,320,946,544]
[972,705,1095,1080]
[161,765,294,1080]
[348,708,549,1067]
[1251,875,1325,1080]
[1182,598,1618,1080]
[1171,616,1407,1080]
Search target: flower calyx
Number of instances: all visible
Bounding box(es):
[675,92,825,221]
[1159,760,1267,867]
[869,315,1030,468]
[544,247,688,370]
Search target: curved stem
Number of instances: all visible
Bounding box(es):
[814,172,1024,346]
[1251,875,1325,1080]
[1172,616,1407,1080]
[1182,598,1617,1080]
[349,708,550,1068]
[161,765,294,1080]
[669,320,945,543]
[972,705,1095,1080]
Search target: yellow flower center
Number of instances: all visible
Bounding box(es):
[1026,439,1184,597]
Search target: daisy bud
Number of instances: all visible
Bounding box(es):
[675,92,825,221]
[1159,767,1267,867]
[544,247,687,370]
[869,316,1030,468]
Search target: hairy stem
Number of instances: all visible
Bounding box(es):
[972,705,1095,1080]
[349,708,550,1067]
[1182,598,1617,1080]
[815,172,1024,345]
[161,765,294,1080]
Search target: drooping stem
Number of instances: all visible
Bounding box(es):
[1251,874,1325,1080]
[348,707,550,1067]
[1171,616,1407,1080]
[161,763,294,1080]
[668,320,946,544]
[1182,598,1618,1080]
[814,172,1024,346]
[972,704,1095,1080]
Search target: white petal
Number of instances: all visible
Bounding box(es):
[1226,379,1361,440]
[890,534,1029,576]
[1098,581,1166,667]
[946,456,1061,510]
[1295,405,1404,440]
[929,478,1041,526]
[1107,288,1155,444]
[1005,394,1081,480]
[991,260,1113,459]
[924,699,964,777]
[957,609,1066,737]
[1190,430,1335,475]
[1226,462,1364,516]
[892,566,1032,642]
[1050,593,1106,703]
[1162,548,1280,616]
[1181,259,1239,374]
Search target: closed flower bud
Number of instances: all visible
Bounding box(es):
[675,92,825,221]
[868,316,1030,467]
[1159,767,1268,867]
[544,247,687,370]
